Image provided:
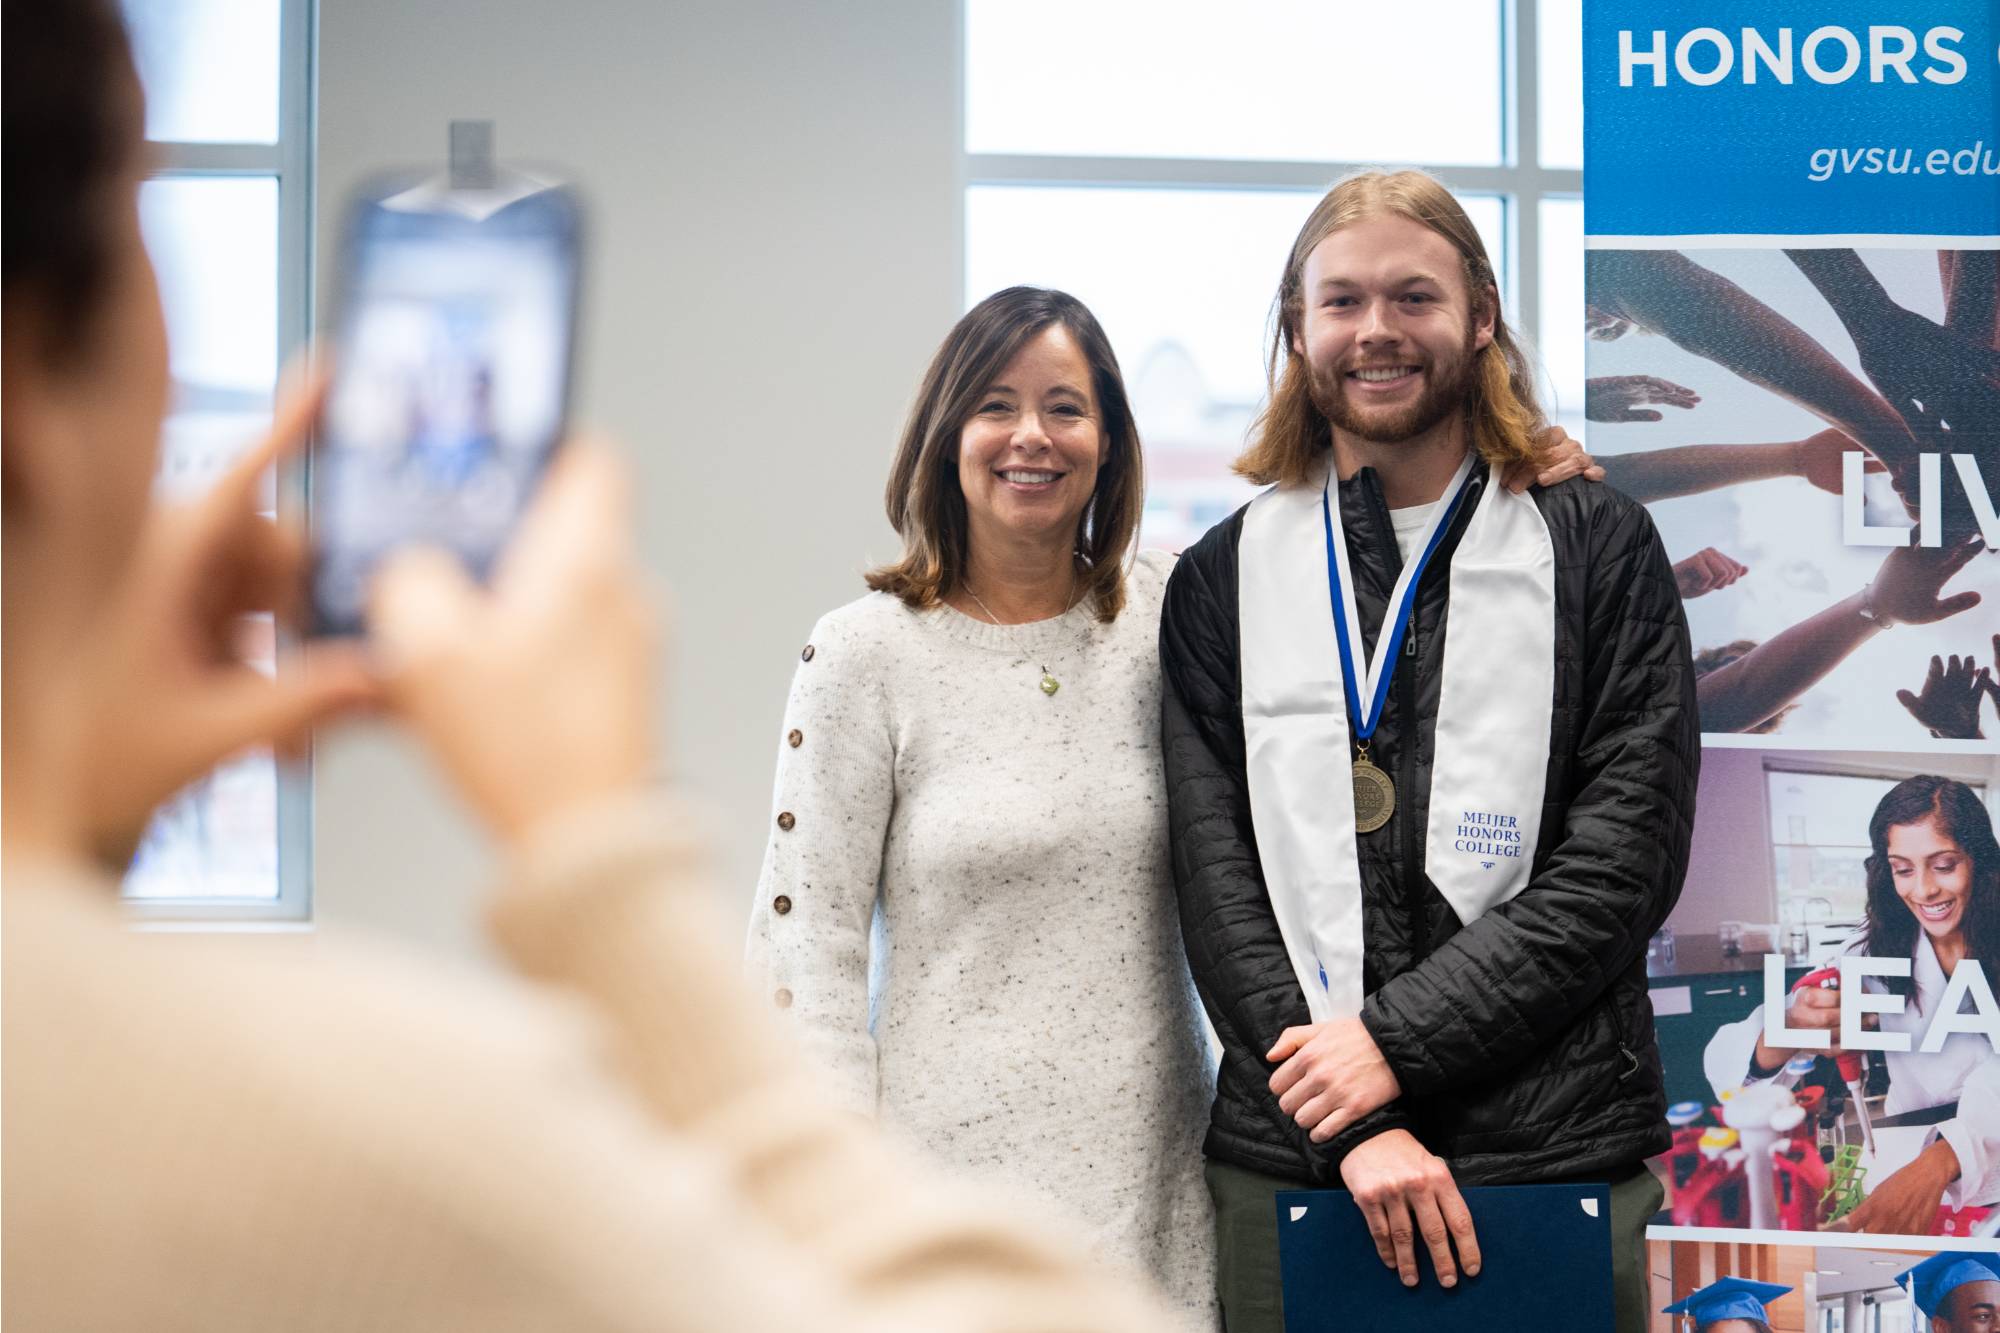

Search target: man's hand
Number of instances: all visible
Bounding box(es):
[1585,374,1700,423]
[1267,1017,1401,1144]
[1827,1138,1959,1235]
[1896,653,1991,740]
[1673,547,1748,600]
[1338,1130,1481,1288]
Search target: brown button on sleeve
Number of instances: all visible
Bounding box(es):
[800,644,815,662]
[776,811,796,831]
[772,895,792,915]
[787,728,803,748]
[774,987,794,1009]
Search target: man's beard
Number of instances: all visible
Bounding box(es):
[1308,322,1480,445]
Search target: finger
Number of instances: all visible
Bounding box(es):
[186,644,379,762]
[219,515,309,628]
[1944,535,1985,575]
[1387,1199,1420,1287]
[211,364,331,511]
[1584,464,1606,481]
[494,440,633,597]
[1623,409,1663,423]
[1270,1057,1311,1105]
[1267,1027,1308,1062]
[1293,1090,1340,1134]
[1897,688,1922,716]
[1358,1198,1398,1270]
[1929,591,1982,621]
[1929,655,1947,687]
[1502,460,1533,493]
[274,643,386,758]
[1438,1182,1481,1277]
[367,545,482,673]
[1413,1192,1459,1287]
[1309,1104,1355,1143]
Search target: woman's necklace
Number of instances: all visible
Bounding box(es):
[963,569,1081,697]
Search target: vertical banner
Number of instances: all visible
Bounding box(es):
[1583,3,2000,1313]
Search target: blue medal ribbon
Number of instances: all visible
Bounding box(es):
[1320,453,1479,742]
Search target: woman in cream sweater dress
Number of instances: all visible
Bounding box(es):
[746,287,1217,1328]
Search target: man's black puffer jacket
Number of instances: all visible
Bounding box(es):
[1160,462,1699,1187]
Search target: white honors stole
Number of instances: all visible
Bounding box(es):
[1238,453,1556,1022]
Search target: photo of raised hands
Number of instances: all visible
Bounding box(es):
[1896,634,2000,741]
[1585,244,1998,745]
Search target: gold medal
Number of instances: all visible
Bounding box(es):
[1351,748,1395,834]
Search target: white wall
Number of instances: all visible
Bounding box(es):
[311,0,962,954]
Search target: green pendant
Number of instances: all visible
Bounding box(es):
[1040,673,1060,696]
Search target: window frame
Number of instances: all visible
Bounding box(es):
[957,0,1583,385]
[128,0,317,927]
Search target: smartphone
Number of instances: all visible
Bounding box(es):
[310,174,582,635]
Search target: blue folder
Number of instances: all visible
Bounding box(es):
[1275,1183,1614,1332]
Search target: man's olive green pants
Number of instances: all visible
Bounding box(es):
[1204,1157,1663,1333]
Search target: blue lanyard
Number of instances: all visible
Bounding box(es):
[1320,456,1479,743]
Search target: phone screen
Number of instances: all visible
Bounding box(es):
[311,180,580,634]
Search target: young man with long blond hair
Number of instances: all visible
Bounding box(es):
[1159,170,1698,1332]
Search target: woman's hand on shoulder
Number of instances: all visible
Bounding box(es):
[369,441,661,842]
[1502,425,1606,494]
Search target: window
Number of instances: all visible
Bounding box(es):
[121,0,314,920]
[963,0,1586,550]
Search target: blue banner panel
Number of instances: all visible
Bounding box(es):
[1585,3,2000,237]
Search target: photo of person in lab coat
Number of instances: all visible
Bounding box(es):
[1704,775,2000,1236]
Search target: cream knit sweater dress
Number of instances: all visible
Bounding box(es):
[747,550,1218,1329]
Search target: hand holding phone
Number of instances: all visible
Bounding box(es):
[368,443,657,841]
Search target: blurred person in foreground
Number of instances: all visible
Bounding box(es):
[1160,170,1698,1332]
[0,3,1173,1329]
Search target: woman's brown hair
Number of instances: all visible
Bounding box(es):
[1235,169,1546,488]
[867,286,1144,621]
[1,0,143,362]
